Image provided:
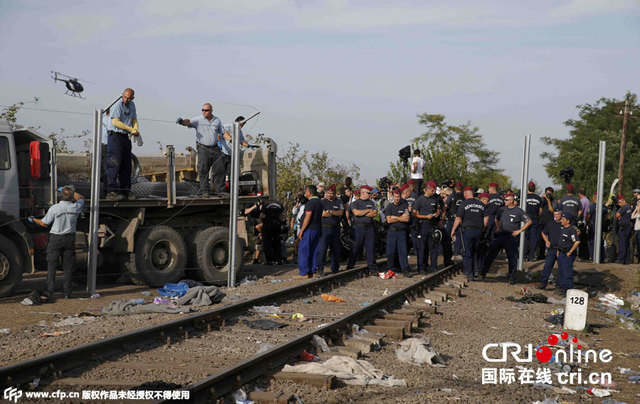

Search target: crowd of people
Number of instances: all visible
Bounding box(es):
[245,147,640,297]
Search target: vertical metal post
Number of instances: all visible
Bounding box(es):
[87,109,103,296]
[518,134,531,272]
[166,145,176,208]
[228,122,240,288]
[594,141,606,264]
[50,139,57,205]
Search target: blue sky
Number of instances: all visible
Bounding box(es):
[1,0,639,190]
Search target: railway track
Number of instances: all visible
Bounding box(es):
[0,263,462,403]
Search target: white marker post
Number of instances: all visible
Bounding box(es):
[563,289,589,330]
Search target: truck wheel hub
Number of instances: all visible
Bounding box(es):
[211,243,227,268]
[151,241,172,270]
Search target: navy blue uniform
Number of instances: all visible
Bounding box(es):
[587,202,606,260]
[617,204,632,264]
[413,195,441,272]
[262,201,284,264]
[486,193,504,240]
[315,198,344,273]
[539,220,562,287]
[482,206,529,281]
[298,197,322,276]
[446,192,464,255]
[384,200,410,273]
[558,195,581,222]
[347,199,378,272]
[557,224,579,290]
[456,198,486,279]
[525,193,542,261]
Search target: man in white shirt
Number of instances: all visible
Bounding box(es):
[411,149,425,193]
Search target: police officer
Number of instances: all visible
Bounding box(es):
[384,188,411,277]
[445,182,464,259]
[297,185,322,277]
[176,104,233,197]
[106,88,141,201]
[586,192,606,261]
[485,182,504,240]
[557,211,580,293]
[524,181,543,261]
[346,185,379,274]
[413,181,441,273]
[557,184,582,222]
[476,192,491,271]
[260,199,285,265]
[481,193,532,284]
[315,185,344,276]
[29,187,85,300]
[537,209,562,290]
[449,186,488,282]
[435,187,454,267]
[616,194,632,264]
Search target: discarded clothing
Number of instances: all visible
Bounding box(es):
[545,313,564,325]
[506,293,548,304]
[100,300,192,315]
[158,281,190,298]
[242,319,287,330]
[396,337,446,367]
[175,286,225,307]
[282,355,406,387]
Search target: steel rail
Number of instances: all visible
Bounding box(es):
[157,264,459,403]
[0,264,377,387]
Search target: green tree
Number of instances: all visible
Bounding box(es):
[541,92,640,197]
[387,114,512,189]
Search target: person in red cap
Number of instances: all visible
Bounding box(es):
[524,181,543,262]
[412,180,441,273]
[383,188,412,277]
[616,194,632,264]
[485,182,504,241]
[449,185,488,281]
[315,185,344,276]
[346,185,379,273]
[445,182,465,260]
[481,192,532,284]
[296,185,323,278]
[557,184,582,224]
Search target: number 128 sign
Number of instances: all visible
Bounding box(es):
[564,289,588,330]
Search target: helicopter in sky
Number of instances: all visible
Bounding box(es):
[51,71,87,98]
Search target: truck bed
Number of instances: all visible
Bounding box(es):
[94,195,262,208]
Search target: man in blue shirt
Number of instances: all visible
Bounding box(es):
[481,193,532,284]
[297,185,323,278]
[106,88,141,201]
[29,187,85,300]
[176,103,233,197]
[537,209,563,290]
[486,182,504,240]
[346,185,379,274]
[315,185,344,276]
[524,181,543,261]
[384,188,411,277]
[449,186,488,282]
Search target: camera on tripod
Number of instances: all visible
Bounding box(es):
[559,167,574,184]
[378,176,392,193]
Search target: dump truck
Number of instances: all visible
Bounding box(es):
[0,119,277,297]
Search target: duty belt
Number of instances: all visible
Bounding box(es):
[462,226,483,230]
[108,130,128,136]
[389,226,408,231]
[321,225,339,229]
[197,143,220,149]
[354,223,373,228]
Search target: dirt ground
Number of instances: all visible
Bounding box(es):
[1,257,639,403]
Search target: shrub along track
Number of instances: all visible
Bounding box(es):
[0,264,462,402]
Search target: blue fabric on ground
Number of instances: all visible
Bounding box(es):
[158,281,190,298]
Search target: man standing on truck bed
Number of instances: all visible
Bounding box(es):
[106,88,141,201]
[29,187,85,301]
[176,104,233,197]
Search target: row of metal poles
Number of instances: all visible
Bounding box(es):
[86,99,258,295]
[517,135,607,270]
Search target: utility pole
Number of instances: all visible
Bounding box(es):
[616,94,638,195]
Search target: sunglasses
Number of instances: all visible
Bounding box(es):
[202,109,211,112]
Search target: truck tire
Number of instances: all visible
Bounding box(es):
[0,234,24,297]
[193,227,243,284]
[131,182,200,199]
[122,226,187,286]
[185,226,208,281]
